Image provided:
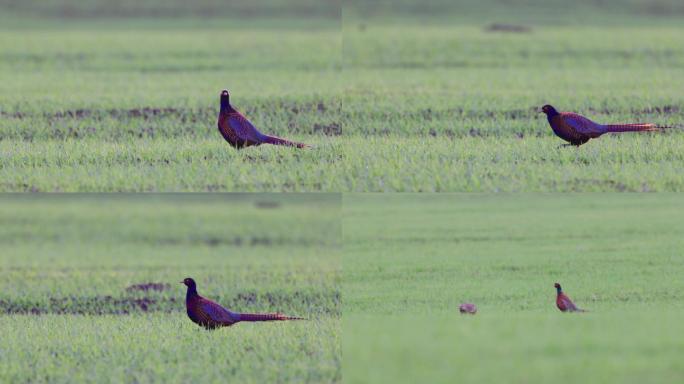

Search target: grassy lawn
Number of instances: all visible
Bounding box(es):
[342,0,684,191]
[343,194,684,383]
[0,194,341,383]
[0,2,341,192]
[2,1,683,191]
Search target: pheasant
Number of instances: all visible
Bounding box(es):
[459,303,477,314]
[181,277,304,329]
[217,90,309,149]
[541,104,659,146]
[554,283,586,312]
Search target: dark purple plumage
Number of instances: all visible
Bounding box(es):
[217,90,309,149]
[459,303,477,314]
[541,104,659,146]
[182,277,304,330]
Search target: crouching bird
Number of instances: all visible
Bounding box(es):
[217,90,309,149]
[459,303,477,314]
[541,104,661,146]
[554,282,587,313]
[182,277,304,329]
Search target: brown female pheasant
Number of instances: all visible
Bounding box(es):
[217,90,309,149]
[541,104,659,146]
[182,278,304,330]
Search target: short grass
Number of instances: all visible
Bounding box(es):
[0,6,342,192]
[0,194,341,383]
[342,0,684,191]
[3,1,684,191]
[343,194,684,383]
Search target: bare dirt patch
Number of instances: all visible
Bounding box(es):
[254,201,281,209]
[0,296,178,315]
[559,178,636,192]
[313,122,342,135]
[126,282,171,292]
[485,23,532,33]
[0,290,340,316]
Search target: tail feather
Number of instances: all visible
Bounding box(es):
[237,312,306,322]
[263,135,309,148]
[605,123,657,133]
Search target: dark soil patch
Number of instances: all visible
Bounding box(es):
[50,107,187,120]
[392,107,535,123]
[313,122,342,135]
[485,23,532,33]
[564,178,636,192]
[0,296,178,315]
[270,100,340,116]
[254,201,281,209]
[151,235,316,248]
[0,290,340,316]
[125,282,170,292]
[587,105,681,116]
[229,290,340,316]
[0,107,208,121]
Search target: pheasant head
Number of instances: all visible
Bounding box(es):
[541,104,559,117]
[220,89,231,110]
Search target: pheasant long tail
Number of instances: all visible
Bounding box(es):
[605,123,658,132]
[238,312,306,322]
[263,135,310,148]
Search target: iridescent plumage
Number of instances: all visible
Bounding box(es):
[217,90,309,149]
[554,282,586,313]
[182,277,304,330]
[541,105,658,146]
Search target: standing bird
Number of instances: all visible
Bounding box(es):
[554,282,586,313]
[217,90,309,149]
[182,277,304,330]
[541,104,659,146]
[459,303,477,314]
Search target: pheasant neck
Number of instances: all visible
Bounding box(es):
[186,286,199,302]
[220,104,237,114]
[556,287,562,295]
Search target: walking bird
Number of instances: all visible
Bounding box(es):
[541,104,660,146]
[182,278,304,329]
[217,90,309,149]
[554,283,586,312]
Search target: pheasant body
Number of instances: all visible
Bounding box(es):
[459,303,477,314]
[542,105,658,146]
[554,283,586,313]
[217,90,308,149]
[182,278,303,330]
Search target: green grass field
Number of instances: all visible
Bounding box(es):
[0,1,342,192]
[2,1,684,191]
[0,194,341,383]
[342,0,684,191]
[343,194,684,383]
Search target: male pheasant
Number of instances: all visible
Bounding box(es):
[182,278,304,329]
[541,104,659,146]
[217,90,309,149]
[554,282,586,312]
